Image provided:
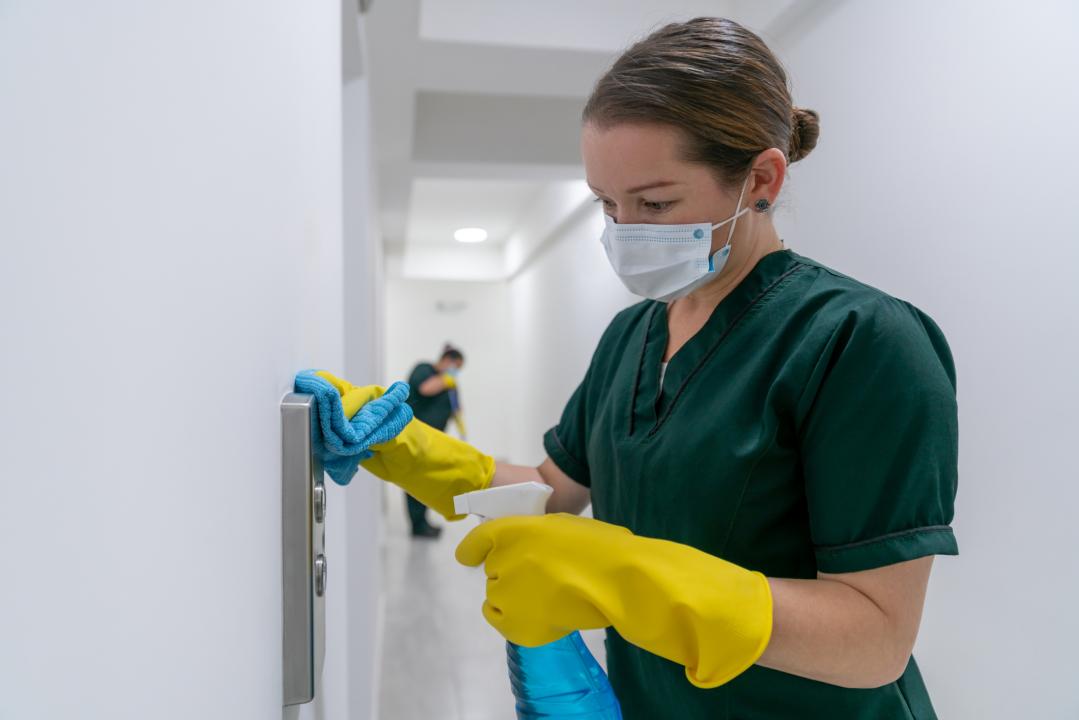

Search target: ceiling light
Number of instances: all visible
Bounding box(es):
[454,227,488,243]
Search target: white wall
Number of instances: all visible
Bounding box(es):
[383,277,514,461]
[0,2,380,718]
[506,209,638,466]
[341,4,386,718]
[401,244,507,282]
[766,2,1079,717]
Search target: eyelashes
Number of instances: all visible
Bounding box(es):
[592,197,675,213]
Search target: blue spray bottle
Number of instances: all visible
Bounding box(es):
[455,483,623,720]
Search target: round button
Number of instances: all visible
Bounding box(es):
[314,484,326,524]
[315,555,327,597]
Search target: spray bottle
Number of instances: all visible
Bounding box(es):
[455,483,623,720]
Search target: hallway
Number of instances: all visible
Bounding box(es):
[379,491,513,720]
[3,2,1079,719]
[378,491,609,720]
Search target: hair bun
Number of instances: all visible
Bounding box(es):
[788,107,820,163]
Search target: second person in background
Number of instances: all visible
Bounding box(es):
[402,344,466,539]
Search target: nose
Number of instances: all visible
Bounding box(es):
[612,209,641,225]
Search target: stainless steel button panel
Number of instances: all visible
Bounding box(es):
[281,393,327,707]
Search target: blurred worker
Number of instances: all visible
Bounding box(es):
[402,344,465,539]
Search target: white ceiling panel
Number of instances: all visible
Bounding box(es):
[419,0,743,52]
[369,0,830,279]
[407,178,546,246]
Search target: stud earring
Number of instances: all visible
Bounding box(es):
[754,198,771,212]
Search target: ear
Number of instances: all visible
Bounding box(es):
[748,148,787,207]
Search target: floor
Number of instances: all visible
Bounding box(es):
[378,488,515,720]
[377,490,606,720]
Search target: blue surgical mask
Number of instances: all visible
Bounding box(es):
[600,174,752,302]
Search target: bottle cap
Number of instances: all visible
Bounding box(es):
[453,481,553,520]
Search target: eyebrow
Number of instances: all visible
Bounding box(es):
[589,180,681,196]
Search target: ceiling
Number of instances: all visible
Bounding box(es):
[418,0,751,53]
[407,179,545,247]
[364,0,832,281]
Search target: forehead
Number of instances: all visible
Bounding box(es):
[581,122,693,191]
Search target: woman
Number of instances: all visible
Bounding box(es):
[402,344,466,538]
[327,16,957,720]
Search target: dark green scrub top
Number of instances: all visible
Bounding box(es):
[543,250,958,720]
[406,362,453,431]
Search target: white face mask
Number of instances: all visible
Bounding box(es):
[600,175,752,302]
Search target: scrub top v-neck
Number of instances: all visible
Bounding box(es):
[543,249,959,720]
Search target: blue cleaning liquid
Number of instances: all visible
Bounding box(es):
[507,631,623,719]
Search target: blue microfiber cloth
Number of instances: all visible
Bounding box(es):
[293,370,413,486]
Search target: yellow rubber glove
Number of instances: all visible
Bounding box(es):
[315,371,494,520]
[314,370,384,418]
[441,373,458,390]
[455,513,773,689]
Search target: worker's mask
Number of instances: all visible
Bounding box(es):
[600,174,751,303]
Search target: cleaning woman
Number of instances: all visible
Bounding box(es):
[321,17,958,719]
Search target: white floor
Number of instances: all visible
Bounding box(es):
[377,490,607,720]
[378,489,516,720]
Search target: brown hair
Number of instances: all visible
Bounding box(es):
[582,17,819,186]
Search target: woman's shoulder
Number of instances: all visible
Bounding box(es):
[788,252,940,327]
[786,252,955,375]
[408,362,438,382]
[789,252,894,300]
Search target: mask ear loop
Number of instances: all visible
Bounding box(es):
[708,172,753,262]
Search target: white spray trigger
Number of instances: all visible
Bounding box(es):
[453,481,553,520]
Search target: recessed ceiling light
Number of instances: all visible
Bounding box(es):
[454,227,488,244]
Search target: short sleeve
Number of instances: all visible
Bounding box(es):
[407,363,437,389]
[799,298,959,574]
[543,372,593,487]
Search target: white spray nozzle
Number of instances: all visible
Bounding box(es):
[453,481,553,520]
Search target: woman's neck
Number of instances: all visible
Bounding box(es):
[673,221,784,317]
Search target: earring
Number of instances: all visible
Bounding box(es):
[754,198,771,212]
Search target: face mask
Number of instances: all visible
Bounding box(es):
[600,174,752,302]
[445,366,460,377]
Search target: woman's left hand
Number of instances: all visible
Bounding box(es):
[455,512,774,688]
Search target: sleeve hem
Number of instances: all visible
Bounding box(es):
[543,426,591,488]
[814,525,958,574]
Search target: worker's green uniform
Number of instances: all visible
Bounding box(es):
[544,249,958,720]
[406,362,454,431]
[405,362,455,532]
